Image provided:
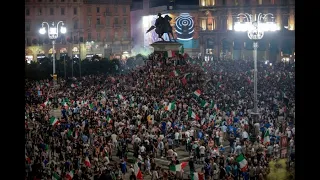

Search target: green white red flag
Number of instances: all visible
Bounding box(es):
[134,162,143,179]
[169,162,188,172]
[50,117,59,126]
[193,89,201,97]
[236,154,248,172]
[188,108,200,120]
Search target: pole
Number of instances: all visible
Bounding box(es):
[52,40,56,86]
[64,54,66,79]
[79,31,82,78]
[253,41,258,114]
[72,55,74,77]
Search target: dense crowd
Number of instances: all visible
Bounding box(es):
[25,55,295,180]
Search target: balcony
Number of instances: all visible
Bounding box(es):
[95,24,104,29]
[113,23,121,28]
[104,12,112,16]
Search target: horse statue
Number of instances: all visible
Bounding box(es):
[146,13,176,42]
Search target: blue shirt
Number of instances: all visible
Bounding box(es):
[120,162,127,173]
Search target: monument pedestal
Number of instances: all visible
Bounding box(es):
[150,41,182,54]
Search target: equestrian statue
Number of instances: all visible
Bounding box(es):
[146,13,176,42]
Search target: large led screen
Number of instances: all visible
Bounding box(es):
[175,13,194,41]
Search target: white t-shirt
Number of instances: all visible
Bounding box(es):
[242,131,249,139]
[199,146,206,154]
[175,132,180,140]
[111,134,117,142]
[185,131,190,138]
[140,146,146,153]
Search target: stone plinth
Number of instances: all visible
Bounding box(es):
[150,41,182,53]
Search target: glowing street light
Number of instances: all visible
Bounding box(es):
[39,21,66,86]
[234,13,279,139]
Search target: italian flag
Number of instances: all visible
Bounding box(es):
[236,154,248,172]
[25,155,31,163]
[193,89,201,97]
[171,70,180,77]
[165,102,176,111]
[84,156,91,167]
[181,73,192,85]
[71,84,77,88]
[169,162,188,172]
[50,117,59,126]
[134,162,143,179]
[43,100,50,107]
[188,108,200,120]
[217,82,223,88]
[66,170,74,180]
[165,50,176,58]
[263,129,270,145]
[200,99,209,108]
[117,94,125,100]
[191,172,204,180]
[52,172,60,180]
[106,116,112,123]
[63,102,69,109]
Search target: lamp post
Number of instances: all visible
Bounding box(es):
[234,13,279,140]
[39,21,66,86]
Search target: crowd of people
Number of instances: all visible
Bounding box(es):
[25,54,295,180]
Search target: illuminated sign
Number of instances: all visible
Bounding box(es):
[175,13,194,41]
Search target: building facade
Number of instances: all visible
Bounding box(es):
[131,0,294,61]
[25,0,132,62]
[198,0,295,62]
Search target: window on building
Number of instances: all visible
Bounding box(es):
[106,7,109,12]
[97,32,100,41]
[88,17,91,26]
[123,18,127,25]
[61,0,65,2]
[123,30,128,38]
[114,32,118,40]
[114,6,118,13]
[258,0,262,5]
[26,8,30,16]
[245,0,250,5]
[97,7,100,13]
[106,17,110,25]
[38,8,42,15]
[106,31,109,40]
[25,23,31,31]
[234,0,239,5]
[270,0,275,4]
[50,8,54,15]
[88,33,92,41]
[61,8,65,15]
[87,6,91,13]
[123,6,126,13]
[97,18,101,25]
[49,0,53,2]
[222,0,226,5]
[201,19,207,30]
[114,17,118,24]
[74,7,77,15]
[73,0,77,2]
[38,0,42,2]
[74,20,78,29]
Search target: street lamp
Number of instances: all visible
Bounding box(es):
[39,21,66,86]
[234,13,279,139]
